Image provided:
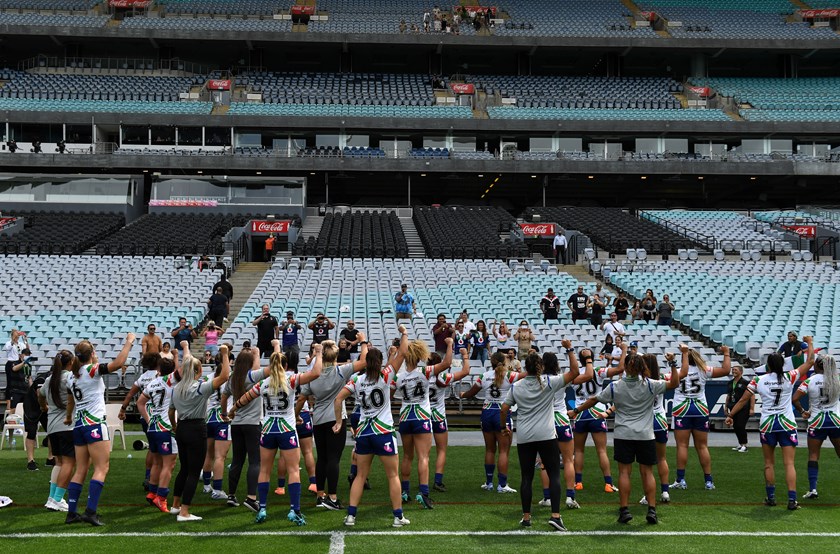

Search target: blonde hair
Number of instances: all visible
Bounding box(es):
[687,349,707,372]
[405,340,430,369]
[321,340,338,365]
[490,351,507,388]
[175,357,202,399]
[267,352,289,396]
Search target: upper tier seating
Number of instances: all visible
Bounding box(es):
[0,211,124,255]
[0,98,212,114]
[157,0,280,16]
[471,75,683,109]
[488,0,659,38]
[0,0,100,9]
[611,260,840,355]
[0,255,216,377]
[0,12,108,26]
[228,102,471,118]
[524,207,700,254]
[753,210,840,234]
[293,211,408,259]
[642,210,792,252]
[96,213,263,256]
[0,70,199,102]
[488,107,729,121]
[120,15,293,32]
[413,206,527,259]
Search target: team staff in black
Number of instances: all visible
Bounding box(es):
[724,365,754,453]
[252,304,279,359]
[539,288,561,323]
[567,286,590,324]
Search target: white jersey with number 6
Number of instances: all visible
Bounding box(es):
[67,363,109,425]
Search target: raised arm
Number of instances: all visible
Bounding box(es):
[666,354,680,390]
[211,344,231,390]
[387,326,409,370]
[107,333,136,373]
[710,345,732,378]
[679,344,690,380]
[350,332,370,372]
[571,349,595,385]
[794,336,816,380]
[434,337,455,375]
[561,339,579,385]
[448,348,472,383]
[298,344,324,386]
[605,342,628,378]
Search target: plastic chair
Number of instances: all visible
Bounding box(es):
[0,405,26,450]
[105,404,126,450]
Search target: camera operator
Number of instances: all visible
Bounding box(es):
[251,304,279,358]
[31,140,42,154]
[6,140,17,153]
[432,314,454,358]
[308,313,334,344]
[56,139,66,154]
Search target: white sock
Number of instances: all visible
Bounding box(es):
[50,464,61,485]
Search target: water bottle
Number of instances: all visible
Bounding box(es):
[11,438,16,449]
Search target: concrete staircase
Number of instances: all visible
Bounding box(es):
[299,215,324,241]
[399,216,427,258]
[559,263,599,285]
[189,262,270,357]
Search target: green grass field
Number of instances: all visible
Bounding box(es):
[0,438,838,553]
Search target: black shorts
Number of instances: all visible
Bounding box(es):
[49,431,76,458]
[24,413,47,440]
[6,390,25,409]
[613,438,657,466]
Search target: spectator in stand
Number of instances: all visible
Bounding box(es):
[724,365,754,453]
[213,273,233,304]
[470,321,490,364]
[630,301,643,322]
[171,318,197,355]
[160,342,174,362]
[264,234,275,262]
[337,339,352,364]
[613,292,630,322]
[399,19,407,33]
[423,11,430,32]
[600,334,614,362]
[459,310,476,335]
[207,287,229,328]
[590,283,611,305]
[514,320,535,362]
[411,23,419,33]
[589,294,606,329]
[251,305,279,359]
[432,314,454,358]
[394,284,416,321]
[281,311,302,356]
[453,320,471,355]
[553,231,567,265]
[567,286,590,324]
[778,331,807,357]
[142,324,162,356]
[540,288,561,323]
[201,323,224,357]
[339,321,362,360]
[641,292,657,323]
[309,313,335,345]
[657,295,675,327]
[492,320,512,352]
[602,313,626,343]
[203,350,214,365]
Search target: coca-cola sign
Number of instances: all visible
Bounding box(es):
[520,223,556,237]
[251,220,290,234]
[207,79,231,91]
[0,217,16,229]
[450,83,476,95]
[800,9,839,18]
[783,225,816,239]
[110,0,151,7]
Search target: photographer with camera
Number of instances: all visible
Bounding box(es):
[171,317,197,355]
[251,304,279,359]
[308,313,335,345]
[431,314,454,358]
[394,284,416,321]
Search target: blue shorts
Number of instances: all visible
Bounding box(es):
[147,430,178,455]
[207,421,230,441]
[481,408,509,433]
[399,419,432,435]
[355,432,399,456]
[350,410,361,437]
[297,412,313,439]
[761,430,798,448]
[808,426,840,441]
[72,422,109,446]
[432,418,448,434]
[260,430,300,451]
[673,416,710,432]
[573,416,607,434]
[654,430,669,444]
[555,424,573,443]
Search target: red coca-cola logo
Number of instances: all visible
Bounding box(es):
[520,223,555,236]
[784,225,816,238]
[800,9,839,18]
[251,220,290,234]
[207,80,231,91]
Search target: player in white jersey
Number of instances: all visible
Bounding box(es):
[430,346,472,492]
[570,348,617,493]
[536,341,581,509]
[137,357,178,514]
[394,335,454,509]
[670,344,731,491]
[461,350,524,493]
[792,351,839,499]
[37,350,75,512]
[276,349,317,496]
[332,328,410,528]
[727,337,814,510]
[64,334,136,526]
[202,350,233,500]
[118,353,160,493]
[229,344,324,525]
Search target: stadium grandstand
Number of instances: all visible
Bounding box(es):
[1,0,840,548]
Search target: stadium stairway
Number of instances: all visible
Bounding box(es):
[298,215,324,241]
[190,261,269,357]
[399,216,427,258]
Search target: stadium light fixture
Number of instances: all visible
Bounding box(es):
[641,176,647,180]
[587,175,594,179]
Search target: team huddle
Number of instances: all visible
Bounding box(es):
[28,322,840,530]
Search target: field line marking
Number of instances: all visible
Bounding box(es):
[3,531,840,539]
[328,532,346,554]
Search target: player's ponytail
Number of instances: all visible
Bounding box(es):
[49,350,73,409]
[321,341,338,366]
[267,352,289,396]
[818,354,839,406]
[687,349,707,372]
[525,353,544,389]
[175,357,202,399]
[491,351,507,388]
[642,353,660,380]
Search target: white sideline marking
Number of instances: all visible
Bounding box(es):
[328,532,346,554]
[2,531,840,539]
